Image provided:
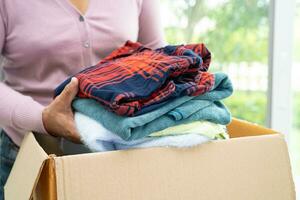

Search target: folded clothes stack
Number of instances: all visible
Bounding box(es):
[54,41,233,152]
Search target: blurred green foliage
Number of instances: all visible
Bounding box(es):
[161,0,270,124]
[224,91,300,128]
[224,91,267,125]
[293,93,300,129]
[161,0,269,64]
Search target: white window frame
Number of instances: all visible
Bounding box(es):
[267,0,296,142]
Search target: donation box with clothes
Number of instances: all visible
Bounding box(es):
[4,118,296,200]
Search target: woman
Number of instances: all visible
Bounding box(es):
[0,0,165,198]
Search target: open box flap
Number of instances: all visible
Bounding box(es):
[5,118,295,200]
[4,132,49,200]
[33,156,57,200]
[227,118,277,137]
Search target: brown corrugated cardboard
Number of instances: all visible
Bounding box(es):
[4,118,296,200]
[4,133,48,200]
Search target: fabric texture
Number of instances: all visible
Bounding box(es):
[149,120,227,138]
[55,41,214,116]
[74,112,120,151]
[0,0,165,146]
[74,112,216,152]
[0,130,19,200]
[113,134,212,151]
[73,72,233,141]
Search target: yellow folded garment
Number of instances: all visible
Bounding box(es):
[148,121,229,140]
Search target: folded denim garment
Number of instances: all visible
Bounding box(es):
[75,112,222,152]
[72,72,233,141]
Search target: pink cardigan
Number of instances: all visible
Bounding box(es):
[0,0,166,146]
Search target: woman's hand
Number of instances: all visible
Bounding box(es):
[42,78,81,143]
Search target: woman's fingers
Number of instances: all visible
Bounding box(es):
[42,77,82,143]
[57,77,79,105]
[65,128,82,144]
[64,120,82,143]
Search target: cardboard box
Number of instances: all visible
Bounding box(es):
[5,118,296,200]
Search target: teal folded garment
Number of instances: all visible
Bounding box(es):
[72,72,233,141]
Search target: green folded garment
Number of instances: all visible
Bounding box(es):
[149,121,229,140]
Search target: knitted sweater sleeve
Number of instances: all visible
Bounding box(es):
[0,11,47,135]
[137,0,167,49]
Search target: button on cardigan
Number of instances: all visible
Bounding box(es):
[0,0,166,146]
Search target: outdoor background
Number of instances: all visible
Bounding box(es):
[160,0,299,195]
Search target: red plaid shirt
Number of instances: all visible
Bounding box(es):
[55,41,215,116]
